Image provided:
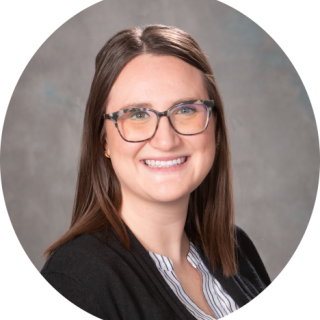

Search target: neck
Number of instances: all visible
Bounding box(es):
[120,190,190,265]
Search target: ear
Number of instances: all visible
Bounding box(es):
[104,136,111,158]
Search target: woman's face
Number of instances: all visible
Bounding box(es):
[105,54,216,203]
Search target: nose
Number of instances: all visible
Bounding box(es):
[149,115,181,151]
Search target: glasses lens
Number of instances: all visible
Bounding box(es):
[117,109,157,141]
[169,103,208,134]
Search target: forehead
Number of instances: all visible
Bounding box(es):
[107,54,208,113]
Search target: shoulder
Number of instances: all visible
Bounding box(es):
[235,225,258,253]
[234,225,271,286]
[42,233,103,274]
[40,232,126,319]
[40,231,131,300]
[41,232,120,278]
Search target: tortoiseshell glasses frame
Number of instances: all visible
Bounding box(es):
[102,99,216,143]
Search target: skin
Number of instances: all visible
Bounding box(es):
[105,54,217,318]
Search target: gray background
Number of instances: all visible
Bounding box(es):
[0,0,318,281]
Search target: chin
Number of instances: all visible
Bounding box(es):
[144,184,191,203]
[148,193,187,203]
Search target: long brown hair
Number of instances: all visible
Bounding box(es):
[43,25,236,276]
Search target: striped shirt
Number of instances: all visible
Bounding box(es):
[148,242,238,319]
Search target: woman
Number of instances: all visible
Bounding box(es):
[41,25,270,320]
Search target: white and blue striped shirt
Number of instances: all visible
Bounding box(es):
[149,242,238,319]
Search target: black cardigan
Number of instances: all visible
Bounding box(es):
[41,226,271,319]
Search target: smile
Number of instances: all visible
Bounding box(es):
[143,157,187,168]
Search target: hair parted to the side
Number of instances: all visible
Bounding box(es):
[43,25,237,276]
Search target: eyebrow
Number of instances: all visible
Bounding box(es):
[118,97,198,111]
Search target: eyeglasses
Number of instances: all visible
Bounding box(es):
[102,100,215,143]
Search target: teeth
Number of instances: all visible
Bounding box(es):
[144,157,187,168]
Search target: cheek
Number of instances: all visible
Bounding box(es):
[105,122,126,153]
[200,139,216,172]
[199,117,216,153]
[193,120,216,175]
[108,143,139,189]
[106,124,143,180]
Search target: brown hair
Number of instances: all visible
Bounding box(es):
[43,25,236,276]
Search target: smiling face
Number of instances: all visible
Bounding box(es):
[105,54,216,204]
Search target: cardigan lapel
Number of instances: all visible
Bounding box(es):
[108,224,252,316]
[108,225,197,320]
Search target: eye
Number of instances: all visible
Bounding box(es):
[129,111,150,120]
[177,106,196,114]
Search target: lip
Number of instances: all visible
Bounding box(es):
[140,156,190,173]
[140,155,189,161]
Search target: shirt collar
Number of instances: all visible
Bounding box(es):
[148,241,202,271]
